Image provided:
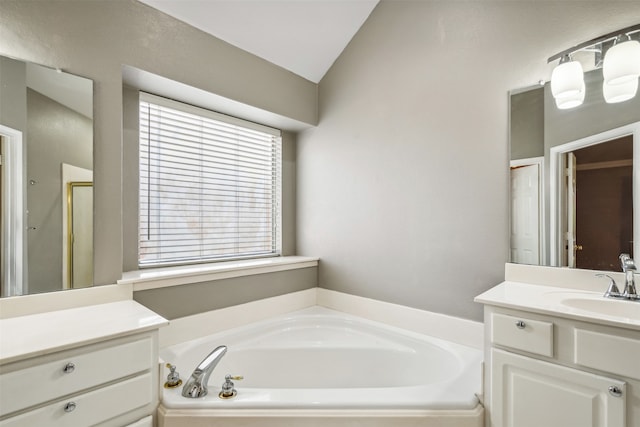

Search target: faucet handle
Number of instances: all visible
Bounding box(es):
[226,375,244,381]
[596,273,620,298]
[619,253,637,271]
[164,363,182,389]
[219,374,243,399]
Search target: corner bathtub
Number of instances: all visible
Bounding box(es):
[158,307,483,427]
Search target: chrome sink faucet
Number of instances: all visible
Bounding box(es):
[182,345,227,398]
[618,254,639,300]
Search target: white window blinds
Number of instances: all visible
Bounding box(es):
[139,93,282,267]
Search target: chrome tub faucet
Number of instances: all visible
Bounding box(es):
[182,345,227,398]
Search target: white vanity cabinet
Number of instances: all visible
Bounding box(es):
[483,306,640,427]
[0,301,168,427]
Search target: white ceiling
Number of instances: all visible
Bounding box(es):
[27,62,93,119]
[138,0,379,83]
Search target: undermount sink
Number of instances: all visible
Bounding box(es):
[560,297,640,320]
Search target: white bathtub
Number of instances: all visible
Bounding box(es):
[158,306,483,426]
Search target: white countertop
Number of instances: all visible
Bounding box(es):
[0,300,168,364]
[475,281,640,331]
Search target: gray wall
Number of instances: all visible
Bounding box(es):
[134,267,317,320]
[511,87,544,161]
[0,56,27,133]
[0,0,316,289]
[26,89,92,294]
[297,1,640,321]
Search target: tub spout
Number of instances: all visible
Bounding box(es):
[182,345,227,398]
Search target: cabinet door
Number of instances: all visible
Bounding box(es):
[491,349,626,427]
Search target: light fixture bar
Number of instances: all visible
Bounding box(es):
[548,23,640,64]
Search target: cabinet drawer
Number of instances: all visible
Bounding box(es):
[0,372,152,427]
[575,328,640,380]
[491,313,554,357]
[0,337,152,416]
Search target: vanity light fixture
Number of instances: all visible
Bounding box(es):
[548,23,640,109]
[603,78,638,104]
[603,34,640,86]
[550,55,585,109]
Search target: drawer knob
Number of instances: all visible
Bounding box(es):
[64,401,77,413]
[608,386,623,397]
[515,320,526,329]
[63,362,75,374]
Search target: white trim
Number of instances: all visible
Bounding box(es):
[509,156,543,169]
[119,256,319,291]
[549,122,640,266]
[576,159,633,171]
[510,156,545,265]
[0,125,25,297]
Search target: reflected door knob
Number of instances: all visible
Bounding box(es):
[608,386,623,397]
[574,244,583,251]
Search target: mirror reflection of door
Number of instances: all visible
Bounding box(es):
[62,163,93,289]
[67,182,93,289]
[566,152,577,267]
[564,136,633,271]
[510,158,543,265]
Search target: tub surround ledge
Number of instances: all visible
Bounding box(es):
[317,288,484,350]
[159,288,483,350]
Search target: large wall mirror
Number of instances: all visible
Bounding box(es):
[510,66,640,272]
[0,55,93,296]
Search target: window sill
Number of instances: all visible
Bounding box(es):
[118,256,319,292]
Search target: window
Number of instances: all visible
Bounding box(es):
[138,93,281,267]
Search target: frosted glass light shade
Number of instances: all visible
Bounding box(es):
[551,59,584,100]
[603,78,639,103]
[603,39,640,85]
[555,81,585,109]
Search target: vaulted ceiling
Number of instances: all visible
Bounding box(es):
[138,0,379,83]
